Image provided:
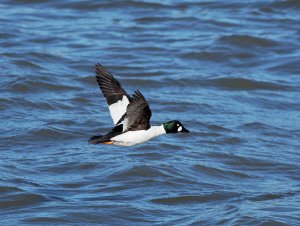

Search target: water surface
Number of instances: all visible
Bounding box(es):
[1,0,300,225]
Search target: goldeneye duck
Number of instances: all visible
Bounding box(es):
[89,63,189,146]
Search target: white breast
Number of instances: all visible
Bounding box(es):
[111,125,166,146]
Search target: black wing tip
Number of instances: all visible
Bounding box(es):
[95,63,110,77]
[133,90,141,97]
[95,63,103,73]
[132,90,146,102]
[95,64,103,74]
[95,63,103,69]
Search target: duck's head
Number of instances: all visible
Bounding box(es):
[163,120,190,134]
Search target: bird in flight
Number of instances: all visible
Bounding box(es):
[89,64,189,146]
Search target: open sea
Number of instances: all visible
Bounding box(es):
[1,0,300,225]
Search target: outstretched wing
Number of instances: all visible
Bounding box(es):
[95,63,130,125]
[123,90,152,132]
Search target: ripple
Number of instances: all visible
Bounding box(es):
[192,164,252,179]
[127,152,169,160]
[180,50,258,65]
[249,192,294,202]
[271,0,300,9]
[241,122,272,130]
[151,192,239,205]
[53,1,169,10]
[207,125,232,132]
[12,60,43,69]
[268,59,300,74]
[30,127,75,140]
[0,193,49,209]
[221,136,245,145]
[110,165,168,179]
[0,32,17,39]
[27,36,61,44]
[180,51,228,62]
[22,217,69,224]
[7,0,48,4]
[206,152,277,168]
[8,79,80,93]
[58,181,91,189]
[218,35,279,48]
[37,162,98,173]
[202,78,289,91]
[134,16,198,24]
[28,51,66,62]
[0,186,22,194]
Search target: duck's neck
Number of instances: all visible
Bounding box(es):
[148,125,166,137]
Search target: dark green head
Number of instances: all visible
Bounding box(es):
[163,120,190,134]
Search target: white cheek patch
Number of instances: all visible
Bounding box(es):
[109,96,129,125]
[178,126,182,132]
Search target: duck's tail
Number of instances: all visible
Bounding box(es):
[89,134,109,144]
[89,124,123,144]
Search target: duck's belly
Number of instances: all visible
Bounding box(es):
[111,130,156,146]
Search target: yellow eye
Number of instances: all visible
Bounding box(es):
[177,124,179,127]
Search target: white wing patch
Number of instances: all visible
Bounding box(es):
[122,118,129,132]
[108,95,130,125]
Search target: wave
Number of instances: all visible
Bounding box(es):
[7,79,80,93]
[151,191,239,205]
[29,126,76,140]
[218,35,279,48]
[51,1,169,11]
[201,78,289,91]
[192,164,253,179]
[109,165,169,179]
[0,193,49,209]
[268,59,300,74]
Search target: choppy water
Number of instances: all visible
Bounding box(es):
[1,0,300,225]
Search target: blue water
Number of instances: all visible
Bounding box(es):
[1,0,300,225]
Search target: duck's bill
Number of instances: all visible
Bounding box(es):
[181,127,190,133]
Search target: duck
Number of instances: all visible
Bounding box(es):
[89,63,189,146]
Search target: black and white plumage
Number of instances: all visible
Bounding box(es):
[95,64,130,125]
[89,64,189,146]
[122,90,151,131]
